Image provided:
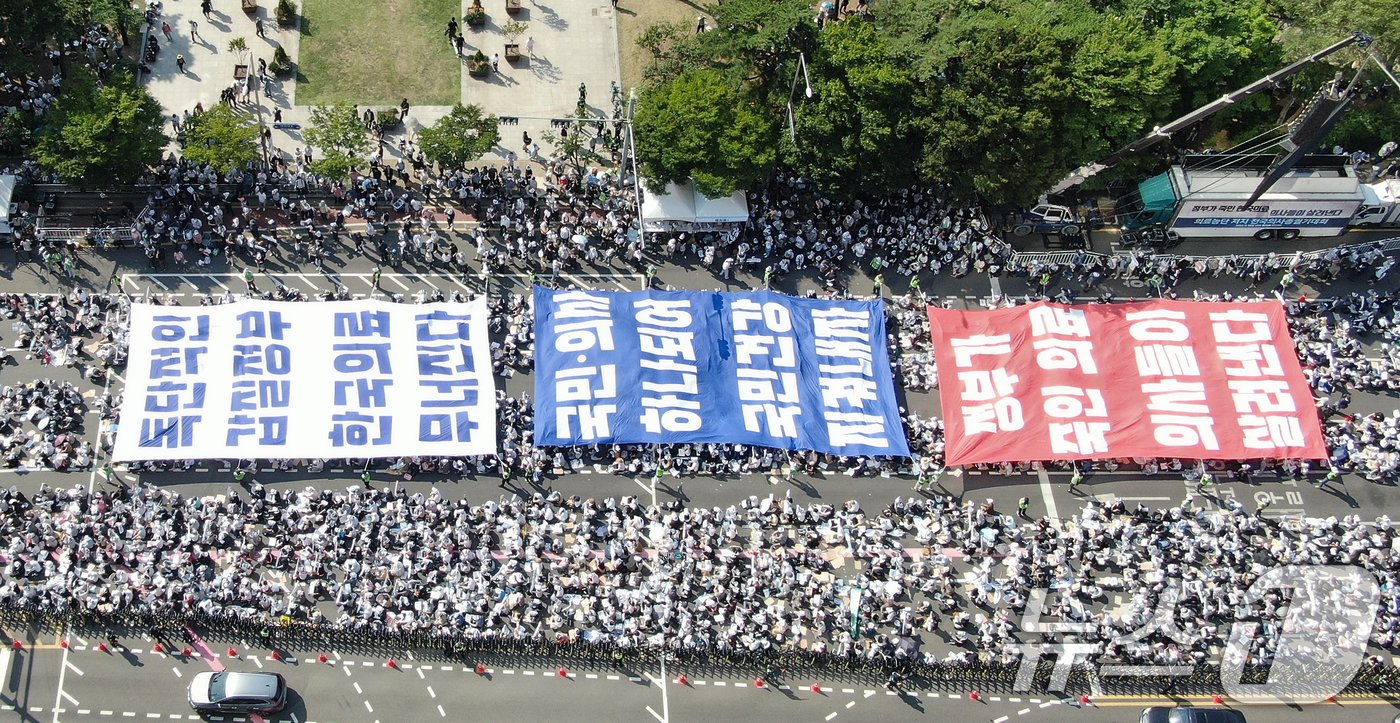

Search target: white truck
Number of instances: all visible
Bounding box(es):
[1120,155,1400,240]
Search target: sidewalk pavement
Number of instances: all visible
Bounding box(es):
[141,0,624,173]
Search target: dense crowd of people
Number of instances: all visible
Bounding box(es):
[0,480,1392,674]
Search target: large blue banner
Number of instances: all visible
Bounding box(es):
[533,287,910,457]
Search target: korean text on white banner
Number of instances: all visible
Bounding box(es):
[113,299,497,461]
[532,287,911,457]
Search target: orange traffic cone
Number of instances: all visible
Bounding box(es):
[1212,695,1224,704]
[59,641,69,649]
[556,667,568,678]
[98,642,109,653]
[10,641,20,651]
[969,690,981,702]
[1079,694,1092,706]
[754,676,765,688]
[182,647,193,657]
[676,674,688,686]
[270,650,282,661]
[227,647,238,658]
[152,642,165,654]
[811,684,822,694]
[387,659,399,669]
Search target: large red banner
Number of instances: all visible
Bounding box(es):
[927,300,1327,465]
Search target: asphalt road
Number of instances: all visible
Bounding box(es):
[2,630,1399,723]
[2,232,1400,722]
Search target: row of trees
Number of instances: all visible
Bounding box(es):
[176,101,503,181]
[632,0,1399,206]
[12,85,503,185]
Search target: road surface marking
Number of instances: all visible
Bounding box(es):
[824,714,837,721]
[364,701,374,712]
[1038,466,1060,520]
[437,705,445,717]
[427,686,435,698]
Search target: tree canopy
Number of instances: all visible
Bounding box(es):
[305,102,370,181]
[635,67,778,197]
[178,104,261,173]
[418,104,501,172]
[629,0,1399,205]
[31,67,167,185]
[784,18,921,195]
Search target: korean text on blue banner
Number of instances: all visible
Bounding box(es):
[532,288,910,456]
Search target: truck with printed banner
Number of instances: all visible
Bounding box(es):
[1120,154,1398,241]
[1047,31,1400,244]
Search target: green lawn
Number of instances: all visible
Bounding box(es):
[295,0,461,106]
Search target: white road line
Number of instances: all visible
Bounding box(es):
[296,274,321,291]
[437,704,445,717]
[825,713,838,721]
[388,276,410,290]
[426,686,435,698]
[352,682,362,694]
[61,690,80,706]
[989,274,1003,298]
[364,701,374,712]
[52,630,74,723]
[172,666,182,678]
[995,717,1009,723]
[65,660,84,676]
[1037,466,1060,520]
[607,675,620,680]
[845,701,855,709]
[1019,708,1032,715]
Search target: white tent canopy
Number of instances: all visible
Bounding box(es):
[641,180,749,231]
[641,181,697,225]
[694,190,749,223]
[0,175,15,235]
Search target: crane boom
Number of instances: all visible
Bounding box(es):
[1049,32,1371,192]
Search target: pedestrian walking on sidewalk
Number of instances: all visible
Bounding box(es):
[256,18,266,38]
[189,20,201,42]
[161,21,173,41]
[176,54,187,73]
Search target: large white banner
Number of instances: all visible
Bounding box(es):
[113,299,497,461]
